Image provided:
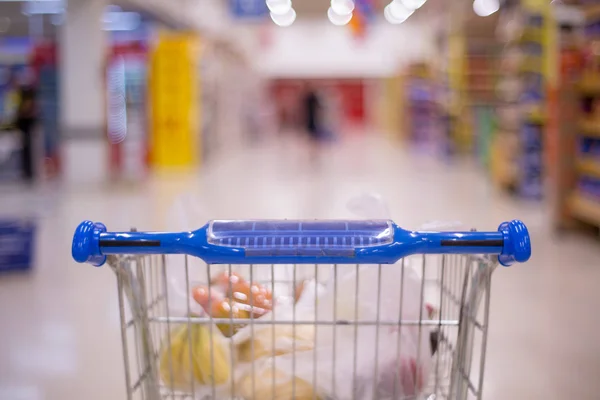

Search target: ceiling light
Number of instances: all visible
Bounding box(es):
[384,5,406,24]
[400,0,426,10]
[330,0,354,15]
[267,0,292,15]
[473,0,499,17]
[328,7,352,25]
[270,8,296,27]
[388,1,414,19]
[385,2,413,23]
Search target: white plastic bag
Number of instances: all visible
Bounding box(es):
[220,263,432,400]
[271,263,432,399]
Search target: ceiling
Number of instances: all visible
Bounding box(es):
[291,0,445,21]
[0,0,184,40]
[0,0,479,39]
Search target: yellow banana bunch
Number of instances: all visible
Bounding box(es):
[159,323,231,391]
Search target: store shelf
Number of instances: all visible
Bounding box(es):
[583,4,600,20]
[577,76,600,95]
[579,119,600,137]
[569,192,600,227]
[577,157,600,178]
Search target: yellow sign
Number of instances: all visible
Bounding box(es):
[149,31,201,168]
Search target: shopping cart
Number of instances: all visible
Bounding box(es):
[72,218,531,400]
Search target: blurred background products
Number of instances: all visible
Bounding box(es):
[2,0,600,399]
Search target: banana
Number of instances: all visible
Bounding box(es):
[193,324,231,386]
[159,324,195,390]
[159,323,232,390]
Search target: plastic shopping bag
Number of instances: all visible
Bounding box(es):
[218,262,432,400]
[276,263,432,399]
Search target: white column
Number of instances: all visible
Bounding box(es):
[59,0,108,183]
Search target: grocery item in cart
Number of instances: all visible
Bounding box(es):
[276,262,431,399]
[192,272,274,336]
[192,285,251,337]
[158,323,231,391]
[234,308,316,363]
[237,358,320,400]
[210,271,273,313]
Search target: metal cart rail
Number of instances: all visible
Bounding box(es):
[72,218,531,400]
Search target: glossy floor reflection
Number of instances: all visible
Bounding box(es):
[0,135,599,400]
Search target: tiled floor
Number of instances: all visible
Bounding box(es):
[1,134,599,399]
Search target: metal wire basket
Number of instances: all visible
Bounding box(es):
[72,219,531,400]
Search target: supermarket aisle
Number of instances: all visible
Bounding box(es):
[1,134,600,400]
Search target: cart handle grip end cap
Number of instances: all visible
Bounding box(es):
[72,220,108,267]
[498,219,531,267]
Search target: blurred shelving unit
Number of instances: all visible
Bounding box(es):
[398,62,441,152]
[464,20,502,167]
[446,30,469,156]
[437,30,464,158]
[438,11,502,162]
[555,1,600,232]
[493,0,554,199]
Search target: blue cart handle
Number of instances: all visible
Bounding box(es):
[72,219,530,267]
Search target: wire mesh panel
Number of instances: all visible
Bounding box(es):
[112,253,495,400]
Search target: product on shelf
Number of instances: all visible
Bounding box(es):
[494,2,552,200]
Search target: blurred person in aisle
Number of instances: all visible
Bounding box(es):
[14,69,38,183]
[301,81,325,163]
[302,82,321,139]
[1,72,20,130]
[2,70,38,182]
